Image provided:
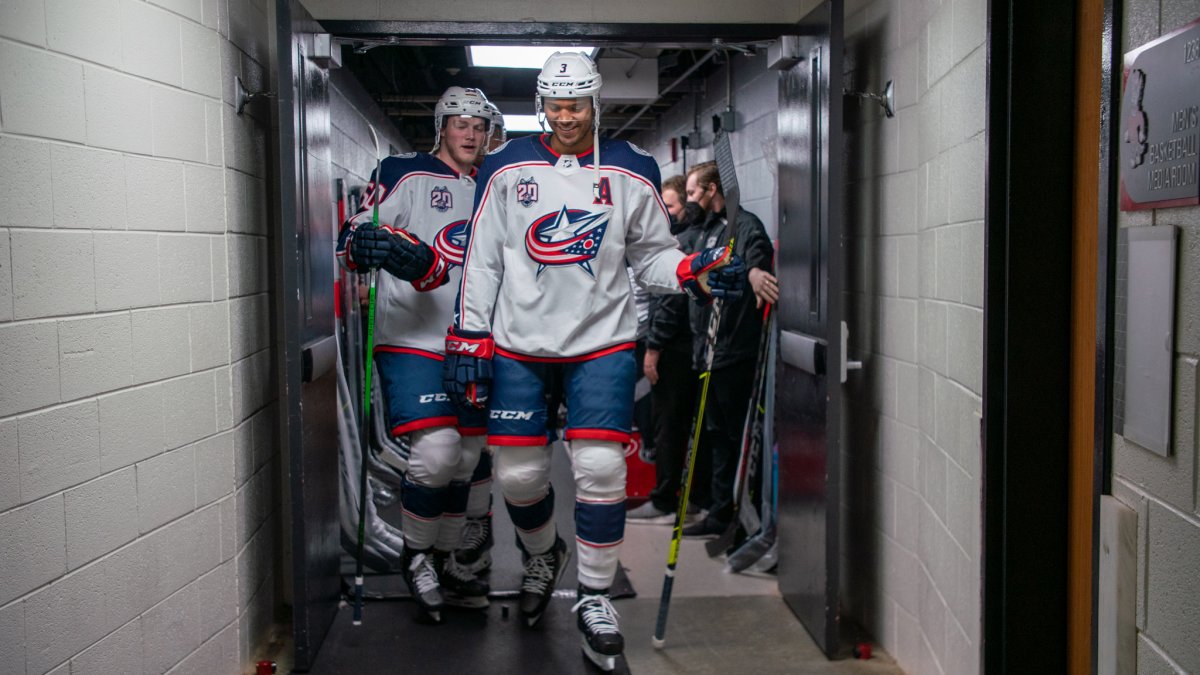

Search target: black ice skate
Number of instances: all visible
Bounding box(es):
[456,512,494,575]
[518,536,570,627]
[401,547,444,623]
[435,550,490,609]
[572,586,623,672]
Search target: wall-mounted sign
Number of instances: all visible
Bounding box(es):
[1120,18,1200,210]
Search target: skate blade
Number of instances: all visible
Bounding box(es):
[581,640,618,672]
[444,594,490,610]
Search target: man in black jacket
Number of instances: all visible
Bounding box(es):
[678,161,778,537]
[628,175,702,523]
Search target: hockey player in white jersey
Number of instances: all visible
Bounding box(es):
[443,52,744,670]
[337,86,497,623]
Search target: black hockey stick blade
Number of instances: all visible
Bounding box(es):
[705,520,744,557]
[712,128,740,239]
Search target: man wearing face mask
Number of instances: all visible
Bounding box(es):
[627,174,703,524]
[678,160,778,540]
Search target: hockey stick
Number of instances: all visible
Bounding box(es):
[705,303,772,558]
[727,325,780,573]
[353,122,383,626]
[653,127,740,649]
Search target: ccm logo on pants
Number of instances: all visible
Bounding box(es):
[490,409,534,420]
[419,393,450,403]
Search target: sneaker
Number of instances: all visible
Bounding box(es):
[625,501,673,524]
[681,516,726,539]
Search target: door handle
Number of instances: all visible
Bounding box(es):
[841,321,862,384]
[781,330,826,376]
[301,335,337,383]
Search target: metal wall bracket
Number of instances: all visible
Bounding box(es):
[844,79,895,118]
[234,75,276,116]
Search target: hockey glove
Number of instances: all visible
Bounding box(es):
[677,246,746,304]
[443,328,495,409]
[347,225,392,270]
[379,228,448,290]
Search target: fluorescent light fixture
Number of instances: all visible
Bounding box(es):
[469,45,594,69]
[502,114,543,133]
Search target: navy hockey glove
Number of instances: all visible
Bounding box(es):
[677,246,746,304]
[380,227,447,288]
[347,225,392,270]
[443,328,494,409]
[706,255,746,302]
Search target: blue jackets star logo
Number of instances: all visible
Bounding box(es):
[524,206,610,276]
[433,219,468,267]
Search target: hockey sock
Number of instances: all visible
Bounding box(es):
[495,444,557,554]
[400,478,449,551]
[434,480,470,551]
[465,448,494,519]
[567,440,626,590]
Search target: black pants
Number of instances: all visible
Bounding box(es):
[696,362,756,525]
[648,348,697,512]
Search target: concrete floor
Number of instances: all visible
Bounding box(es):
[305,442,905,674]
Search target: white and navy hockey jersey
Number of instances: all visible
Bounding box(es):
[456,135,686,360]
[337,153,476,355]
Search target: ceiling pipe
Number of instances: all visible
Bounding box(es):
[612,47,718,137]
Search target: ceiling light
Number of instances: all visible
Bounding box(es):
[469,46,595,69]
[502,114,544,132]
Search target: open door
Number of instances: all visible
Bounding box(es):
[273,0,340,670]
[774,0,846,658]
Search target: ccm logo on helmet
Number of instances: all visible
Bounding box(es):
[490,410,534,421]
[419,393,450,403]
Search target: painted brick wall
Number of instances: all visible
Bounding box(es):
[1111,2,1200,673]
[0,1,280,673]
[839,0,985,673]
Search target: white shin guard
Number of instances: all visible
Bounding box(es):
[566,440,627,590]
[401,426,465,551]
[494,444,557,555]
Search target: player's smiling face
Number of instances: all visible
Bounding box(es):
[439,115,488,172]
[544,97,594,155]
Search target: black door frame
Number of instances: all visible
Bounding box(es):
[982,2,1081,672]
[276,7,1092,670]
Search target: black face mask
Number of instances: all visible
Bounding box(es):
[682,201,705,227]
[668,212,689,235]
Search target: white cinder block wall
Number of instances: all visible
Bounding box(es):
[840,0,985,673]
[0,1,281,673]
[328,71,411,205]
[632,2,986,669]
[632,51,779,238]
[1110,2,1200,673]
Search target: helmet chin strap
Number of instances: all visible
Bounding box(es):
[538,95,603,194]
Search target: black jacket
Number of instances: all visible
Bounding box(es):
[685,207,774,371]
[645,221,704,357]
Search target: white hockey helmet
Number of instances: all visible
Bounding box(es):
[536,51,603,99]
[484,100,506,144]
[535,51,603,169]
[433,86,492,152]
